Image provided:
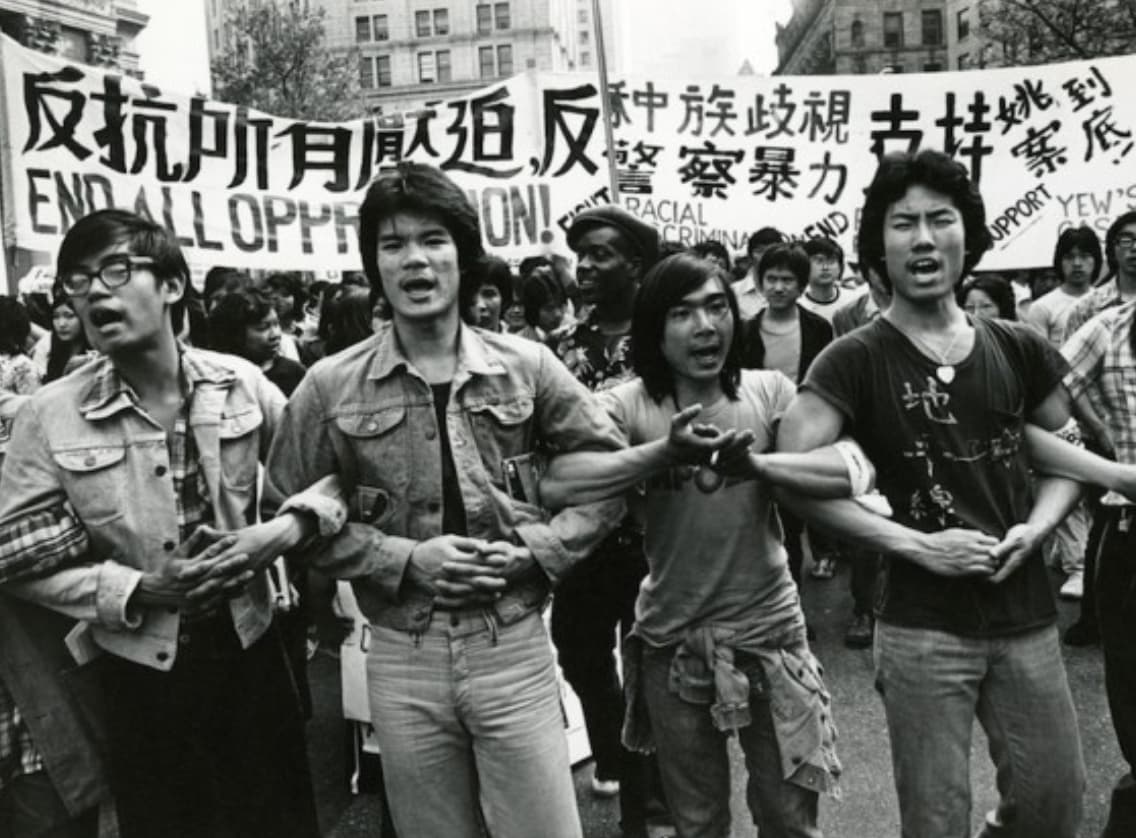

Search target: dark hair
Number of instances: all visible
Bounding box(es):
[56,209,190,333]
[747,227,784,254]
[1053,226,1102,282]
[689,240,731,270]
[358,162,485,305]
[631,253,741,403]
[206,289,276,357]
[203,266,242,304]
[519,256,552,281]
[659,239,687,260]
[322,284,375,354]
[265,272,305,323]
[45,292,91,382]
[957,274,1017,320]
[802,236,845,277]
[857,150,992,292]
[0,296,31,355]
[460,255,513,321]
[757,244,811,289]
[1105,211,1136,275]
[521,270,566,326]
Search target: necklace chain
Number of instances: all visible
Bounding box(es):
[891,319,970,365]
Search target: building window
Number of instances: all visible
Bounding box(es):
[923,61,942,71]
[958,52,969,69]
[418,51,436,82]
[957,8,970,40]
[434,9,449,35]
[494,2,510,29]
[850,19,863,48]
[579,30,588,44]
[374,15,388,41]
[479,45,495,78]
[497,43,513,75]
[580,50,590,66]
[359,56,375,89]
[355,15,371,42]
[883,12,903,48]
[578,8,587,23]
[884,63,904,73]
[436,50,452,81]
[477,4,492,34]
[416,10,431,36]
[377,55,392,87]
[921,9,942,46]
[854,54,867,73]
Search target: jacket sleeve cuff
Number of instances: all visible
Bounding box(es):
[277,474,348,537]
[95,561,144,631]
[375,535,418,599]
[513,523,572,586]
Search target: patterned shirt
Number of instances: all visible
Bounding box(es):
[0,353,41,396]
[0,354,217,788]
[1062,301,1136,487]
[1060,278,1128,344]
[549,314,635,393]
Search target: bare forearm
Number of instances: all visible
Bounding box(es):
[1027,475,1083,536]
[776,490,926,566]
[750,449,854,498]
[1025,424,1126,488]
[540,440,674,510]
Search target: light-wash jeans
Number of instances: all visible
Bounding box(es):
[366,610,582,838]
[641,645,821,838]
[873,621,1084,838]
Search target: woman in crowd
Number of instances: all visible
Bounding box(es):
[0,297,42,395]
[517,267,568,343]
[207,287,306,397]
[462,255,513,332]
[959,274,1018,320]
[43,291,95,383]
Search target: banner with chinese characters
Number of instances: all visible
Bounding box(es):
[2,31,1134,274]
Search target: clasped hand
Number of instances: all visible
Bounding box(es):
[666,404,757,475]
[407,535,536,609]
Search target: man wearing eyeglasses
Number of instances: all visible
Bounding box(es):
[0,209,346,838]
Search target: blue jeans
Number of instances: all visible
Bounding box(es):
[641,646,821,838]
[873,621,1084,838]
[366,610,582,838]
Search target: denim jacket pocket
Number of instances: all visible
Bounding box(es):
[353,484,400,530]
[467,398,534,482]
[335,406,409,486]
[218,405,263,490]
[52,445,126,525]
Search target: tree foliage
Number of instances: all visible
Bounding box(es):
[211,1,362,121]
[977,0,1136,66]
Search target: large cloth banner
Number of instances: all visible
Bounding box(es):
[2,31,1135,273]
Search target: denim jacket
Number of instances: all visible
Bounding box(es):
[263,323,626,632]
[0,348,345,671]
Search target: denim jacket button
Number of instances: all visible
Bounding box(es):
[163,540,176,552]
[156,651,169,663]
[365,421,378,432]
[84,455,96,467]
[155,465,168,477]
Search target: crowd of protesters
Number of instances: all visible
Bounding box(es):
[2,151,1136,838]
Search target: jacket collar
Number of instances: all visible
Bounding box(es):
[80,345,236,420]
[367,322,507,384]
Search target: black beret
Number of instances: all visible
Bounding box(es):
[567,205,659,268]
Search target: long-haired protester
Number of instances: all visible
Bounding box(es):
[541,253,842,838]
[262,162,625,838]
[958,274,1018,321]
[43,290,96,382]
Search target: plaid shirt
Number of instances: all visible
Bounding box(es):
[1062,301,1136,498]
[0,355,216,785]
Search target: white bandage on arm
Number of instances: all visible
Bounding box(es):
[833,438,875,497]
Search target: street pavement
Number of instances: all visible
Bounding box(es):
[304,563,1122,838]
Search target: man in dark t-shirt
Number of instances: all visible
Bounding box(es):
[777,150,1086,838]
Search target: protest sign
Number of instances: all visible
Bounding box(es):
[2,31,1133,276]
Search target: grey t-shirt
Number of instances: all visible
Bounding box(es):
[600,371,800,646]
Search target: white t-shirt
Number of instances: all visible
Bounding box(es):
[1026,286,1090,347]
[798,283,865,323]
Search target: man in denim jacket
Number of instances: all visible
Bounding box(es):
[0,210,345,838]
[263,163,624,838]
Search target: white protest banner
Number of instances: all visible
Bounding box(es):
[2,30,1134,273]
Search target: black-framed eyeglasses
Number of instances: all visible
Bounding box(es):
[59,256,156,297]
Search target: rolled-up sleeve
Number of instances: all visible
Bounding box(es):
[514,346,626,583]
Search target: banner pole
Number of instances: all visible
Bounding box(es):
[0,35,14,294]
[590,0,620,206]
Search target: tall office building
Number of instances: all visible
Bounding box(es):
[774,0,988,76]
[0,0,149,75]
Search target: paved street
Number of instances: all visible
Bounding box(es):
[304,564,1122,838]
